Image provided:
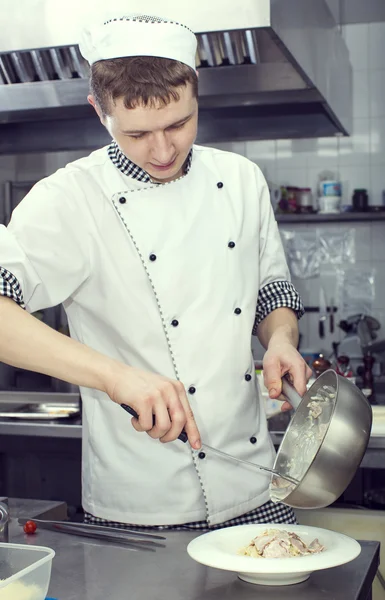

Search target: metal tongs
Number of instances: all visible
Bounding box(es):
[18,518,166,552]
[121,379,302,487]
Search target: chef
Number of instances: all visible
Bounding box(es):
[0,14,311,530]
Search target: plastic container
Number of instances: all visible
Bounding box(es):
[296,188,314,213]
[319,180,342,197]
[0,543,55,600]
[318,195,341,213]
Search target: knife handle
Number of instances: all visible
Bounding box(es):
[319,318,325,339]
[121,404,188,443]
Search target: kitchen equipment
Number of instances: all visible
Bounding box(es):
[121,404,300,486]
[312,355,332,377]
[0,542,55,600]
[352,189,369,212]
[18,518,164,541]
[187,523,361,586]
[0,403,80,420]
[0,500,9,543]
[270,370,372,508]
[296,188,314,213]
[17,518,165,551]
[338,314,381,374]
[319,180,342,197]
[329,295,334,333]
[318,286,327,339]
[122,370,372,510]
[0,0,352,153]
[318,195,341,213]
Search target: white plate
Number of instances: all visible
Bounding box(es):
[187,523,361,586]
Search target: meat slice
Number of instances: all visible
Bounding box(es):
[262,539,291,558]
[308,538,325,553]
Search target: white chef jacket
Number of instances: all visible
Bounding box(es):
[0,144,302,526]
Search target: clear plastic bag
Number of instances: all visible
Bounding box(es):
[280,230,320,279]
[336,267,375,317]
[318,228,355,265]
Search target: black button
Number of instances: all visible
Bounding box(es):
[234,308,242,315]
[171,319,179,327]
[250,436,257,444]
[245,374,252,381]
[228,241,235,248]
[149,254,157,262]
[119,196,126,204]
[217,182,224,189]
[198,452,206,459]
[188,386,196,394]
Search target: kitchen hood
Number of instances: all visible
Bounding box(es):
[0,0,352,153]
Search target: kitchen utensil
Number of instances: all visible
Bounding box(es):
[18,518,165,550]
[18,518,165,539]
[121,403,300,486]
[270,370,372,508]
[122,370,372,510]
[0,403,80,419]
[318,286,327,338]
[329,296,334,333]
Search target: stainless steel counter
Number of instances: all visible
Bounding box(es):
[7,499,380,600]
[0,418,82,438]
[0,392,82,438]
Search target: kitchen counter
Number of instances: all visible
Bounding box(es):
[7,499,380,600]
[1,418,384,450]
[0,417,82,438]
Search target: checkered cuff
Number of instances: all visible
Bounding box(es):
[0,267,25,308]
[253,280,304,334]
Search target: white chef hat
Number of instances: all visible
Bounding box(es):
[79,14,197,71]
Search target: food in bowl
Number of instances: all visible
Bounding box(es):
[238,529,325,558]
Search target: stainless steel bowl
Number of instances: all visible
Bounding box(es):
[270,370,372,509]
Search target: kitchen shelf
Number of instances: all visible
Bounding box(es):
[276,212,385,224]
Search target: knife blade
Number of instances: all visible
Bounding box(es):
[319,286,327,339]
[330,295,335,333]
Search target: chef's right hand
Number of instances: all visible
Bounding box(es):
[107,366,201,449]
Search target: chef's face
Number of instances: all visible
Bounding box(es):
[89,83,198,183]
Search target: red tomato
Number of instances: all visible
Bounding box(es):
[23,520,37,534]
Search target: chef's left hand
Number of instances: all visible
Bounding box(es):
[263,341,312,411]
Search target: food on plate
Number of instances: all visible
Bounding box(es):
[238,529,325,558]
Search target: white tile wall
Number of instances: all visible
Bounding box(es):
[211,22,385,208]
[343,23,369,70]
[229,22,385,358]
[369,22,385,70]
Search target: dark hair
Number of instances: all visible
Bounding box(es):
[90,56,198,115]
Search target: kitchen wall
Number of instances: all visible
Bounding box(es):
[213,21,385,363]
[0,21,384,366]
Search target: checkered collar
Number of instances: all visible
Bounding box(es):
[107,141,193,183]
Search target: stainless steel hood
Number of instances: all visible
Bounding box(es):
[0,0,352,154]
